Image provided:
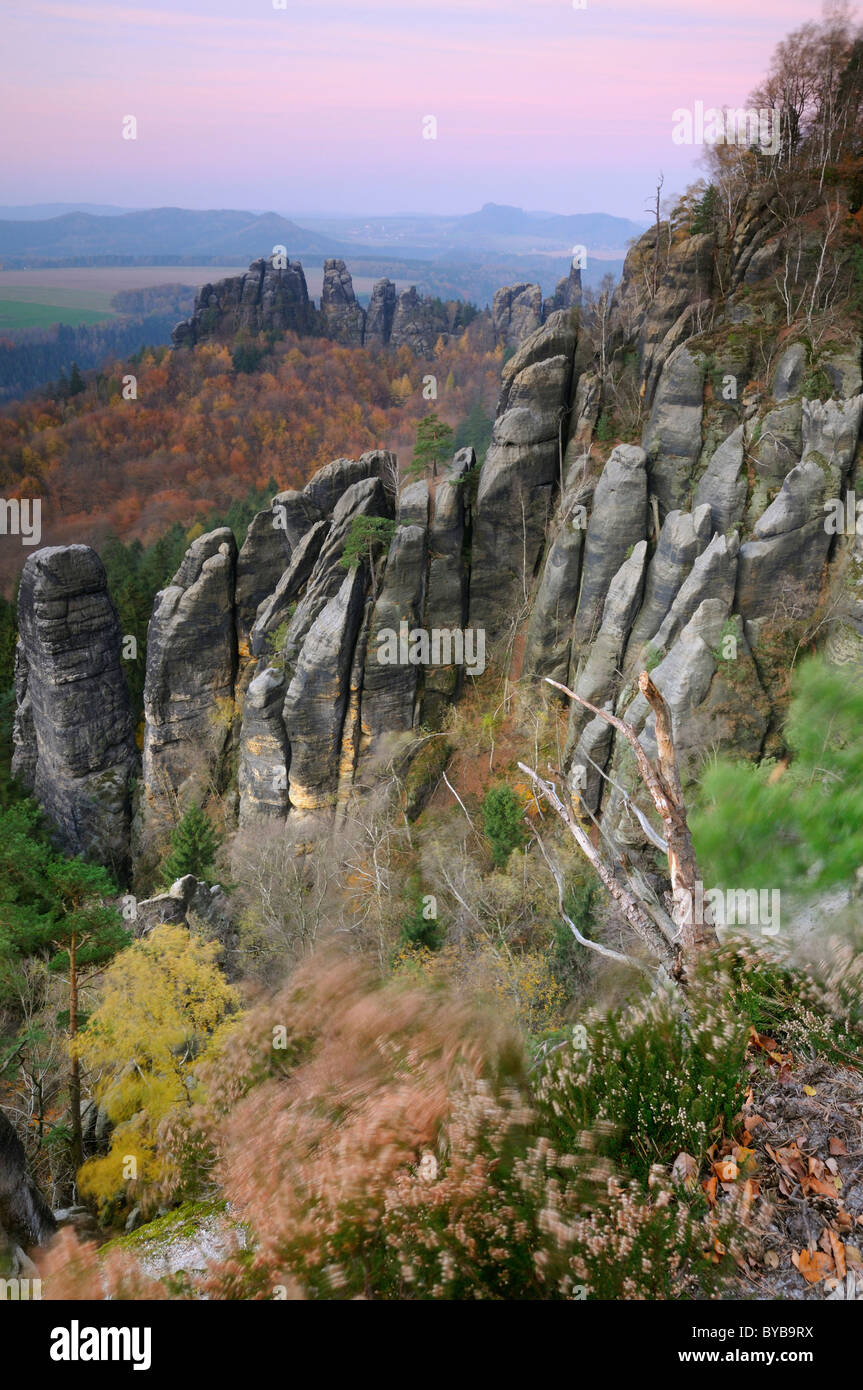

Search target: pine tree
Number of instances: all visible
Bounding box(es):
[409,413,455,479]
[339,514,396,597]
[161,806,221,886]
[67,362,86,397]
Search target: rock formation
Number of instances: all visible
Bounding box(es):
[142,529,237,831]
[320,259,365,345]
[0,1107,56,1272]
[172,253,577,357]
[11,545,136,869]
[172,256,316,347]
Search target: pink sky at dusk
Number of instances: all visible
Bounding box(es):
[0,0,837,218]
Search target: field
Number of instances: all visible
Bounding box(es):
[0,265,412,331]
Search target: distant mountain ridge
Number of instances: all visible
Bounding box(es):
[0,208,340,260]
[0,202,645,265]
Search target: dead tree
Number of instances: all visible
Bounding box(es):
[518,670,718,985]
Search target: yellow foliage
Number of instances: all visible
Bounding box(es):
[393,940,566,1036]
[75,924,239,1212]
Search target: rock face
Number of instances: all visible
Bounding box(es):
[172,256,316,346]
[283,568,367,814]
[237,666,289,826]
[15,192,863,881]
[172,256,487,358]
[11,546,136,869]
[735,460,830,633]
[0,1107,56,1269]
[543,263,582,320]
[470,311,578,642]
[364,278,397,345]
[421,448,476,724]
[571,445,647,659]
[492,282,543,349]
[389,287,451,355]
[235,506,293,644]
[643,345,705,518]
[362,523,428,737]
[320,259,365,345]
[281,476,392,675]
[142,529,237,829]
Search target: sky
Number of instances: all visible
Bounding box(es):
[0,0,834,221]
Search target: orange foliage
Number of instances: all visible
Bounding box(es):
[0,331,499,592]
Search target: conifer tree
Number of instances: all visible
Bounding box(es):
[161,806,221,886]
[409,412,454,479]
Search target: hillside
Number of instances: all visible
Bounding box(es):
[3,7,863,1319]
[0,207,339,262]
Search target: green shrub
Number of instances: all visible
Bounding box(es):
[482,784,526,866]
[595,411,614,442]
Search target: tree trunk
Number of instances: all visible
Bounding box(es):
[68,933,83,1173]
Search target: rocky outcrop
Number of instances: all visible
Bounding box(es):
[623,505,712,673]
[390,287,451,355]
[735,460,830,633]
[650,531,740,655]
[643,345,705,517]
[571,445,647,660]
[251,519,329,657]
[301,450,390,516]
[521,511,585,685]
[470,310,578,643]
[142,529,237,828]
[693,426,747,535]
[282,568,367,814]
[172,255,316,347]
[235,506,293,643]
[364,278,397,345]
[281,477,392,675]
[11,546,136,869]
[492,282,543,350]
[607,228,714,406]
[800,395,863,494]
[135,876,237,971]
[237,666,289,826]
[0,1107,56,1270]
[543,263,583,320]
[567,541,647,797]
[362,523,428,738]
[421,449,475,725]
[320,259,365,345]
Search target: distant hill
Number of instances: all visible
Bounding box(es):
[0,208,340,260]
[454,203,647,250]
[0,203,143,220]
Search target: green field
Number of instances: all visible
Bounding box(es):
[0,298,115,329]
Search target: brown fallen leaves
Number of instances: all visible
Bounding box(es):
[670,1029,863,1293]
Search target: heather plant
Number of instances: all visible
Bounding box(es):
[187,957,735,1299]
[538,976,749,1185]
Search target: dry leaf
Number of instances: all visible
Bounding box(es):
[671,1151,699,1190]
[793,1249,834,1284]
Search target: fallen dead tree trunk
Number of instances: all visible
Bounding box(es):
[518,669,718,985]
